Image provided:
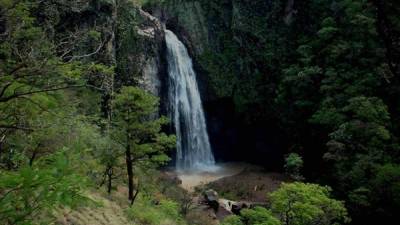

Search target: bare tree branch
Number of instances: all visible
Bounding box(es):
[66,39,107,62]
[0,82,12,98]
[0,125,33,131]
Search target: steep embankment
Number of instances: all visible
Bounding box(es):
[57,192,134,225]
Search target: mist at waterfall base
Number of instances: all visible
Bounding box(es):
[165,29,218,172]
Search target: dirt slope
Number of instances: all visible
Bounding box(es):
[56,191,135,225]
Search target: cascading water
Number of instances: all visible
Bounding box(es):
[165,29,216,171]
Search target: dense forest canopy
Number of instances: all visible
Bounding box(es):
[0,0,399,225]
[198,0,400,223]
[155,0,400,222]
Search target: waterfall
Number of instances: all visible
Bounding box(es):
[165,30,216,171]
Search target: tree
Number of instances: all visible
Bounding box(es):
[240,207,282,225]
[284,153,304,180]
[221,205,282,225]
[272,1,400,222]
[368,163,400,220]
[221,215,245,225]
[269,182,350,225]
[0,0,113,168]
[113,86,175,204]
[221,182,348,225]
[315,96,394,218]
[95,131,123,194]
[0,151,89,225]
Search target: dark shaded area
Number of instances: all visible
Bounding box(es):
[204,97,285,171]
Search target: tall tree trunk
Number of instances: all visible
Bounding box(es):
[0,134,4,160]
[107,166,113,194]
[131,181,140,205]
[104,72,115,194]
[125,138,134,203]
[29,151,37,167]
[29,145,40,167]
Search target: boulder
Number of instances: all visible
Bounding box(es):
[231,201,249,215]
[203,189,219,211]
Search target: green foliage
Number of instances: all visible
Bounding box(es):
[195,0,287,117]
[371,164,400,209]
[0,151,89,225]
[1,0,122,223]
[139,0,166,7]
[115,0,144,86]
[221,215,245,225]
[2,0,400,224]
[113,86,175,167]
[223,182,347,225]
[200,47,238,98]
[126,195,186,225]
[240,207,281,225]
[284,153,304,180]
[315,96,394,215]
[266,0,400,221]
[269,182,350,225]
[0,0,114,165]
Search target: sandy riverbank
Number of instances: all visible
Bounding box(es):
[175,162,251,191]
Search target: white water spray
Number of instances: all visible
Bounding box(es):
[165,30,216,171]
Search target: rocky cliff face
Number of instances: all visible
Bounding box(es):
[144,0,289,99]
[146,0,287,59]
[149,0,209,57]
[117,8,166,98]
[43,0,166,98]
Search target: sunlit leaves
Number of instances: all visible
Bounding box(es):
[269,182,350,225]
[241,207,282,225]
